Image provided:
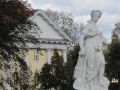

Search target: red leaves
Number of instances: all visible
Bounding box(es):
[16,0,33,16]
[1,0,33,25]
[18,6,33,16]
[2,16,13,24]
[16,0,20,3]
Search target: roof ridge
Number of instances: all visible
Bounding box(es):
[28,9,71,41]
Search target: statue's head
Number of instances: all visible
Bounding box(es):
[90,10,102,23]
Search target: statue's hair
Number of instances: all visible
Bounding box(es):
[91,10,102,17]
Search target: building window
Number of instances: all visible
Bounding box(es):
[34,49,38,61]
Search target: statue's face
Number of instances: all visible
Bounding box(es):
[90,10,102,23]
[91,15,101,23]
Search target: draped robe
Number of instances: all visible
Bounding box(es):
[73,23,109,90]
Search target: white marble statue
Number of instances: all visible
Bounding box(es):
[73,10,109,90]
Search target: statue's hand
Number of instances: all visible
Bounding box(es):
[95,44,103,52]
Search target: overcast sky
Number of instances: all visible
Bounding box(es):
[27,0,120,42]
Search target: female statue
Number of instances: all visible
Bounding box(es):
[73,10,109,90]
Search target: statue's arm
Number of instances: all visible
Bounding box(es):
[78,33,86,57]
[79,24,89,47]
[79,34,84,51]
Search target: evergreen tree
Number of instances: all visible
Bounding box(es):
[39,50,64,90]
[63,45,80,90]
[39,46,80,90]
[106,22,120,89]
